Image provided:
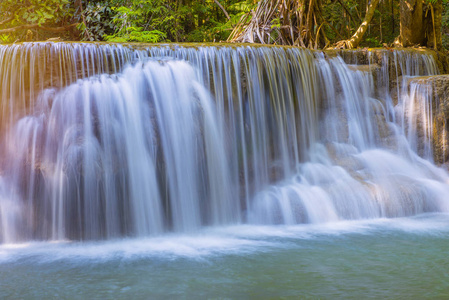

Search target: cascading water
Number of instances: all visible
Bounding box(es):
[399,78,435,160]
[249,52,449,224]
[0,42,448,243]
[0,58,239,242]
[401,75,449,165]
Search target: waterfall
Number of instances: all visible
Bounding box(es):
[0,42,448,243]
[249,51,448,224]
[398,79,434,160]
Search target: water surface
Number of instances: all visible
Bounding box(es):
[1,214,448,299]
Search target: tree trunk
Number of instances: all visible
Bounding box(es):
[344,0,380,48]
[425,0,442,49]
[214,0,230,20]
[398,0,442,49]
[228,0,326,48]
[399,0,424,46]
[0,23,78,34]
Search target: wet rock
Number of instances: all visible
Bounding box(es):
[407,75,449,164]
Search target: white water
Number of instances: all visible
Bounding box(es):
[0,214,447,263]
[0,43,447,243]
[2,214,449,299]
[0,58,240,242]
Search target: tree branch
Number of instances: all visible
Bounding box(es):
[0,23,79,34]
[335,0,362,24]
[76,0,91,40]
[334,0,380,48]
[214,0,231,20]
[0,16,14,27]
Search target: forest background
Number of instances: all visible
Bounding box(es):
[0,0,448,50]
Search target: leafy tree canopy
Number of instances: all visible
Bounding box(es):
[0,0,448,50]
[0,0,76,42]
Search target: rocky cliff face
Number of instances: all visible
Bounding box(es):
[431,76,449,165]
[406,75,449,165]
[326,48,449,166]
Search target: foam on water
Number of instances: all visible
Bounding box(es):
[1,213,448,265]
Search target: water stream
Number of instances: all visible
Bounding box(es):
[0,42,448,297]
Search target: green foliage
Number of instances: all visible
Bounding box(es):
[0,0,447,48]
[271,18,281,29]
[9,0,71,25]
[77,0,255,43]
[93,0,176,42]
[364,37,382,47]
[80,1,115,41]
[0,0,74,42]
[443,2,449,49]
[1,0,71,25]
[105,28,166,43]
[321,0,400,47]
